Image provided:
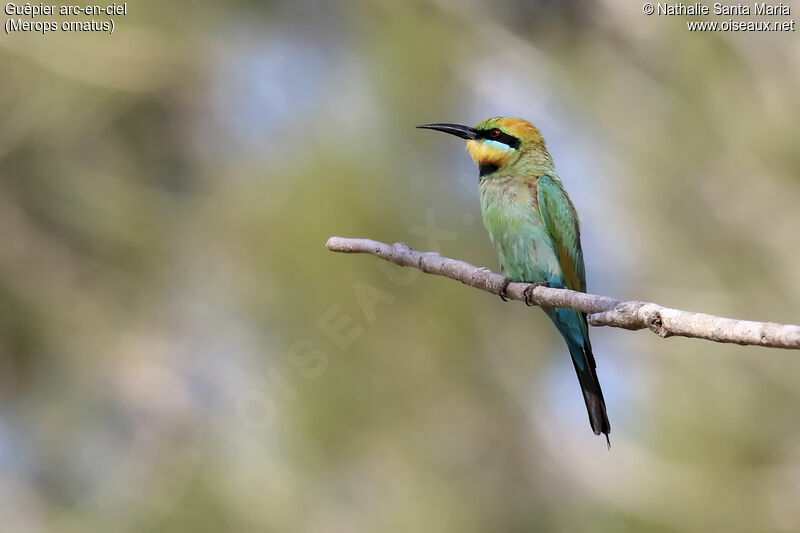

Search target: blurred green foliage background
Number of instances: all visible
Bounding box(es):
[1,1,799,531]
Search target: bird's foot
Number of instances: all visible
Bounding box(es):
[498,277,512,302]
[523,281,549,306]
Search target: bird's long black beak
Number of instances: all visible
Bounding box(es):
[416,123,478,140]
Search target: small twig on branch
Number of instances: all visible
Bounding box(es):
[326,236,800,350]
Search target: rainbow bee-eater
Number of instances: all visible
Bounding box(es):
[418,117,611,443]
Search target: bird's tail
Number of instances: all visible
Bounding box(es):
[546,307,611,444]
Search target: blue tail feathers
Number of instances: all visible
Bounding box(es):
[545,307,611,440]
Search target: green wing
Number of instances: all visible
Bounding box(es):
[537,175,586,292]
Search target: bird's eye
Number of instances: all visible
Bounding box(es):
[490,129,501,138]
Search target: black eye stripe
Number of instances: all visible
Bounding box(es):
[477,129,520,149]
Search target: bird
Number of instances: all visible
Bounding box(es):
[418,117,611,444]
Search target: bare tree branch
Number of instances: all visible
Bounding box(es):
[326,236,800,350]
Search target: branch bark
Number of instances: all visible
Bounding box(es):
[326,236,800,350]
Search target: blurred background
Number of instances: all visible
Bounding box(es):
[1,1,799,531]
